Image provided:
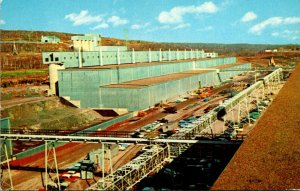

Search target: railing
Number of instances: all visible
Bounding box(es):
[176,68,283,139]
[0,129,132,138]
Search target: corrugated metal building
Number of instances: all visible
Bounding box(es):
[43,49,251,112]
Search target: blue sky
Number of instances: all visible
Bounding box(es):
[1,0,300,44]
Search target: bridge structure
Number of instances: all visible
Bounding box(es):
[212,64,300,190]
[0,68,286,190]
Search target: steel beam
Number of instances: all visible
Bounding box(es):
[0,134,240,145]
[0,140,13,190]
[88,145,168,190]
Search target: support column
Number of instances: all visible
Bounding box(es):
[1,141,13,190]
[44,141,60,191]
[231,104,234,121]
[148,48,152,63]
[109,149,113,175]
[102,144,105,179]
[117,48,120,65]
[45,142,48,191]
[176,49,179,60]
[184,49,187,59]
[52,143,60,191]
[78,47,82,68]
[159,48,162,62]
[99,49,103,66]
[132,48,135,63]
[190,49,193,59]
[168,49,171,61]
[48,63,65,96]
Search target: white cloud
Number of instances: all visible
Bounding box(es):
[241,11,257,22]
[107,16,128,26]
[197,26,214,31]
[272,30,300,40]
[91,22,109,30]
[131,22,150,30]
[271,32,279,37]
[173,23,191,30]
[250,17,300,35]
[131,24,141,30]
[158,1,218,24]
[0,19,5,25]
[284,17,300,24]
[65,10,103,26]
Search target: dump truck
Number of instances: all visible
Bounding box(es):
[199,92,211,99]
[197,86,212,99]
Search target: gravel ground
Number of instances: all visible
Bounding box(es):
[212,64,300,190]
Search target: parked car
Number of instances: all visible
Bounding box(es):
[118,143,129,151]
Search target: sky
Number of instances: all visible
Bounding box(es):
[1,0,300,44]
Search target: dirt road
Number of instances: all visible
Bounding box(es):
[1,96,55,109]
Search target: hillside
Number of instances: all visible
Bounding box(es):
[0,29,299,72]
[2,29,299,54]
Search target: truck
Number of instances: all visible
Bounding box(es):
[164,106,177,113]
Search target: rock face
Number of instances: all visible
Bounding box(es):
[1,97,103,131]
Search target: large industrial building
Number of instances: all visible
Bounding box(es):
[42,34,251,113]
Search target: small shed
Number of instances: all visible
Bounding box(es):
[88,144,119,166]
[41,35,60,43]
[80,160,96,179]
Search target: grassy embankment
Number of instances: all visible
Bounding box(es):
[1,69,48,78]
